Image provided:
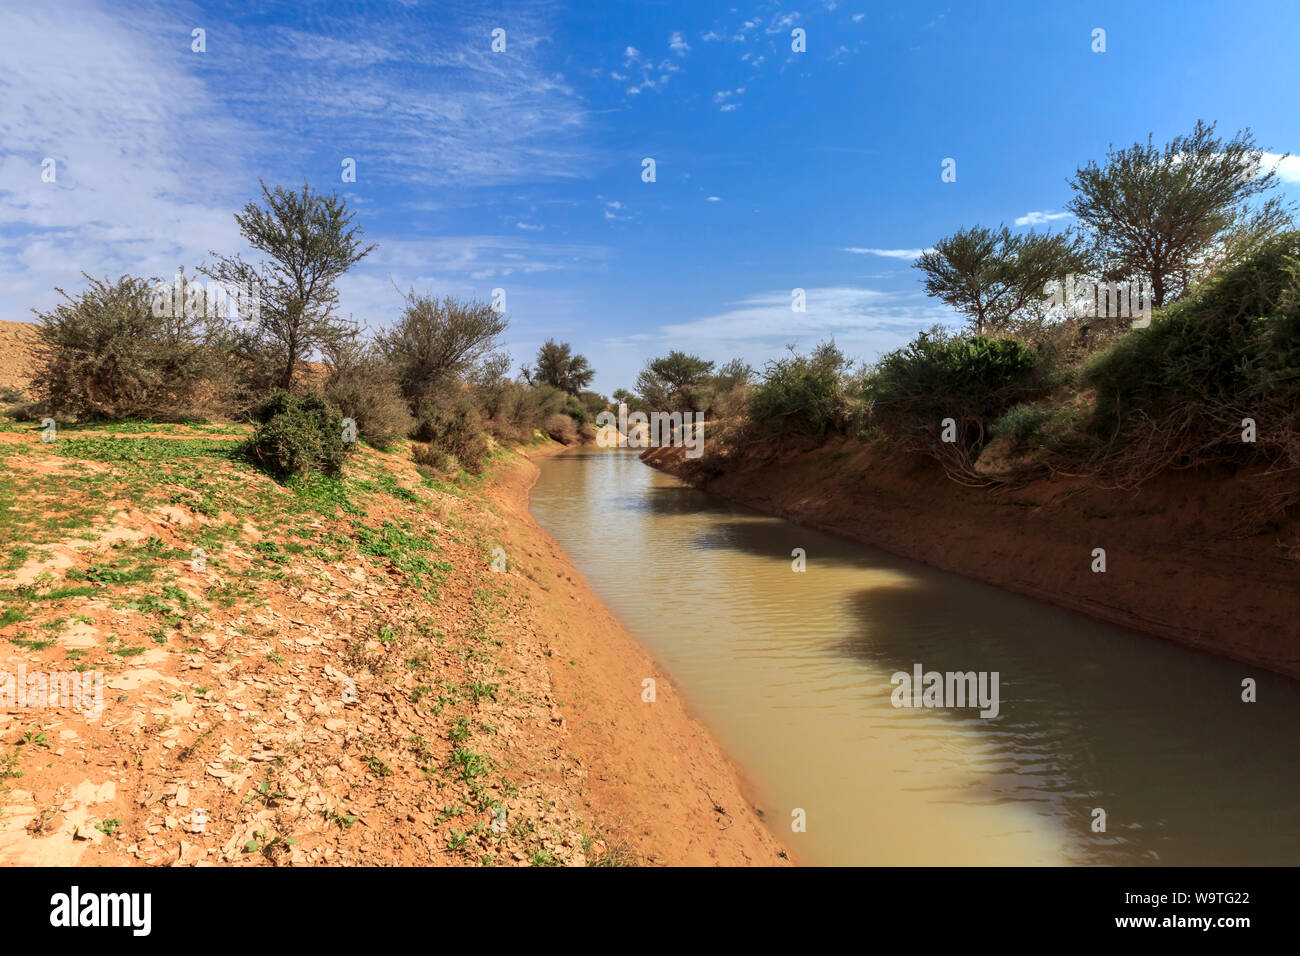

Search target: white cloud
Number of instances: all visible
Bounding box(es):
[1259,152,1300,183]
[669,31,690,55]
[1014,210,1074,227]
[766,13,801,34]
[714,88,746,111]
[705,196,721,202]
[0,1,595,324]
[842,247,932,260]
[602,199,632,221]
[605,286,952,366]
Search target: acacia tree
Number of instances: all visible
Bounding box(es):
[528,339,595,395]
[1067,121,1292,308]
[914,226,1089,334]
[635,350,715,411]
[202,181,376,391]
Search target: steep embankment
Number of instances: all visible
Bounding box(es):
[0,320,38,395]
[644,437,1300,679]
[0,422,786,866]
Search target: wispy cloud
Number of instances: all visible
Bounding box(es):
[0,0,595,322]
[1014,210,1074,227]
[843,247,932,260]
[669,31,691,55]
[606,286,952,366]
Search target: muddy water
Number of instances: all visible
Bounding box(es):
[529,448,1300,866]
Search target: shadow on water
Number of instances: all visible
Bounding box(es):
[530,446,1300,865]
[687,501,1300,864]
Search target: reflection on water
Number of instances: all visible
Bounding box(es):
[529,448,1300,865]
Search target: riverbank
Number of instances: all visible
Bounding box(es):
[643,436,1300,680]
[487,442,789,864]
[0,423,787,865]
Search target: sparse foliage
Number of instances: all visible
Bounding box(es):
[1067,121,1293,308]
[915,226,1090,335]
[202,181,376,393]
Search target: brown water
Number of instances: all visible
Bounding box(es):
[529,448,1300,866]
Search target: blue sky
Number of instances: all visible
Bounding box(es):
[2,0,1299,392]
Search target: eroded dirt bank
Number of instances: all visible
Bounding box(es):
[488,443,789,865]
[643,438,1300,680]
[0,426,786,866]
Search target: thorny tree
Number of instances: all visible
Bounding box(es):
[203,181,376,392]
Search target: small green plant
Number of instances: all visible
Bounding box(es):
[249,392,353,480]
[450,747,490,781]
[244,778,287,807]
[323,807,357,830]
[244,829,297,859]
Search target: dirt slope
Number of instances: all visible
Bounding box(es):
[0,320,37,395]
[644,437,1300,680]
[0,424,787,866]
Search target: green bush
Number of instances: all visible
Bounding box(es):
[1076,233,1300,481]
[250,392,352,478]
[1084,231,1300,415]
[989,402,1056,449]
[748,341,856,437]
[863,330,1040,448]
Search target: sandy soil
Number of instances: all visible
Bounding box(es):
[0,320,37,395]
[500,443,790,865]
[644,436,1300,680]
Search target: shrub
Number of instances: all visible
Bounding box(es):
[748,341,857,437]
[324,362,413,450]
[412,389,491,473]
[864,330,1040,447]
[3,399,48,423]
[989,402,1057,451]
[377,293,508,408]
[1084,231,1300,415]
[250,392,352,479]
[411,442,454,473]
[544,413,579,445]
[1078,231,1300,481]
[30,273,227,420]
